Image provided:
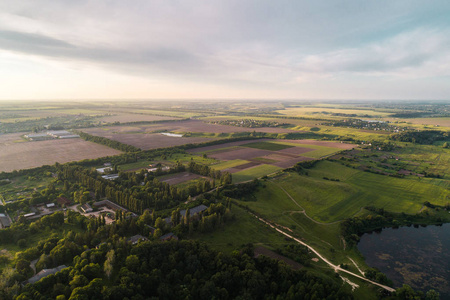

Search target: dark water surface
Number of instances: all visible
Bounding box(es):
[358,223,450,298]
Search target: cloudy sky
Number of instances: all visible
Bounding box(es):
[1,0,449,100]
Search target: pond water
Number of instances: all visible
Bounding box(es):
[358,223,450,298]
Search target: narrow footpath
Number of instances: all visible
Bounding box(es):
[250,212,396,293]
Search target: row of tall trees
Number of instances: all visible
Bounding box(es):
[76,131,141,152]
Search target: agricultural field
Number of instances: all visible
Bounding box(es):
[97,113,180,123]
[275,106,393,119]
[188,139,355,182]
[0,174,54,204]
[334,143,450,181]
[0,133,121,172]
[246,160,450,223]
[80,119,300,150]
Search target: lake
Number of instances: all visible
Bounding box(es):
[358,223,450,298]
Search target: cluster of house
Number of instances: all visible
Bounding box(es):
[24,130,80,141]
[22,201,63,220]
[95,163,120,180]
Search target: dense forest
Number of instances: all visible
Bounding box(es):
[389,130,449,145]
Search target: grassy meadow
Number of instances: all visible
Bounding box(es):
[232,164,283,183]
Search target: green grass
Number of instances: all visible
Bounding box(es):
[241,141,294,151]
[165,153,218,165]
[194,204,293,253]
[275,141,346,158]
[210,159,250,170]
[264,161,450,223]
[117,160,153,171]
[232,165,283,183]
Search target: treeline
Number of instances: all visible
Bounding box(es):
[390,130,449,145]
[162,202,233,237]
[105,118,190,126]
[341,206,446,248]
[220,179,261,199]
[0,115,101,134]
[188,161,232,184]
[16,240,354,300]
[58,162,228,213]
[286,160,319,175]
[75,131,141,152]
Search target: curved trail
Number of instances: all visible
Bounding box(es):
[250,212,396,292]
[277,184,342,225]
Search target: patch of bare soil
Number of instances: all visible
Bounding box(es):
[0,138,121,172]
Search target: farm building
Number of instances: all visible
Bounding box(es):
[128,234,149,245]
[148,166,170,172]
[80,204,93,213]
[93,199,127,212]
[160,232,178,241]
[146,225,157,235]
[46,130,71,138]
[164,204,208,225]
[96,167,112,174]
[180,204,208,218]
[24,133,52,141]
[25,265,67,285]
[58,134,80,139]
[57,197,71,206]
[0,213,11,228]
[102,174,119,180]
[161,133,183,137]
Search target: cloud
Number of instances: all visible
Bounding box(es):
[294,29,450,78]
[0,0,449,99]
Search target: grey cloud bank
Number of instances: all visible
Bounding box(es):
[0,0,449,99]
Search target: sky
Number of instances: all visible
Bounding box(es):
[0,0,449,100]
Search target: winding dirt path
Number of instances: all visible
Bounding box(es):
[277,184,342,225]
[250,212,396,292]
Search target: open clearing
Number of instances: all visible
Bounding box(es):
[83,119,298,137]
[232,164,283,183]
[98,113,179,123]
[189,139,356,181]
[241,141,294,151]
[255,161,450,223]
[0,133,121,172]
[159,172,203,185]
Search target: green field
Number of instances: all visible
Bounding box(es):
[195,204,291,253]
[254,161,450,223]
[232,164,283,183]
[241,141,294,151]
[210,159,249,170]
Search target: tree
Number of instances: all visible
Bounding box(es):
[104,250,115,279]
[443,142,449,148]
[125,255,139,272]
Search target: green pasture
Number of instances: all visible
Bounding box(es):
[195,204,292,253]
[290,125,390,142]
[117,160,156,171]
[275,107,392,118]
[257,161,450,223]
[165,153,218,165]
[130,109,202,118]
[210,159,249,170]
[274,141,343,158]
[232,164,283,183]
[241,141,294,151]
[202,146,240,154]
